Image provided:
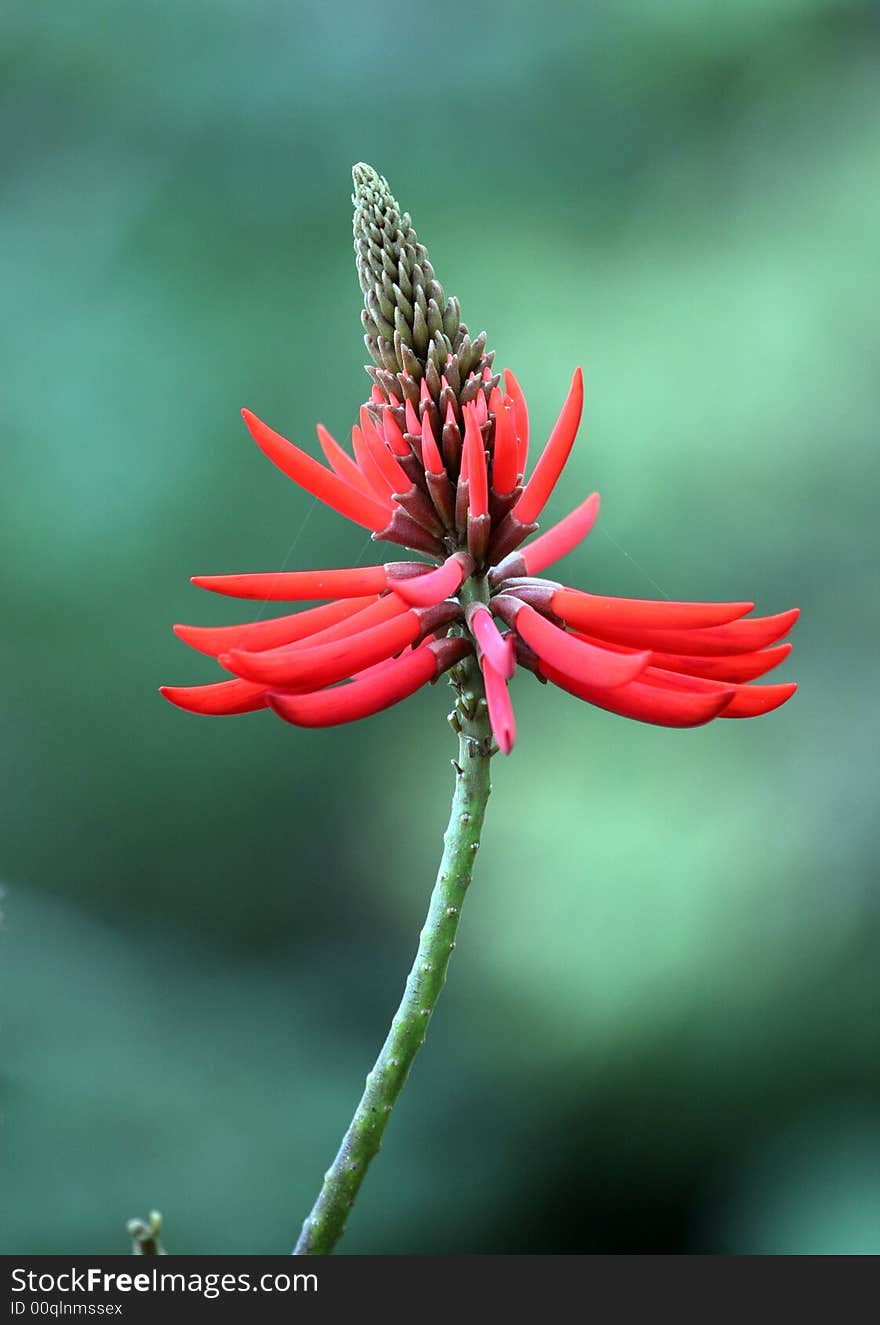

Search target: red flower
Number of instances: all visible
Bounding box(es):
[162,365,798,753]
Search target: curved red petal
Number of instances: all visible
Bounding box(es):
[389,552,472,607]
[468,604,515,679]
[642,666,797,718]
[420,412,445,476]
[173,596,374,658]
[219,594,408,674]
[573,633,794,686]
[351,423,395,499]
[160,678,267,716]
[359,406,411,493]
[491,396,519,496]
[540,661,733,728]
[513,602,649,689]
[514,367,583,525]
[481,656,516,754]
[463,405,488,518]
[719,682,798,718]
[503,369,529,474]
[224,609,422,687]
[404,399,420,439]
[191,565,389,601]
[580,607,800,656]
[266,647,438,728]
[241,409,391,529]
[316,424,377,499]
[381,409,410,457]
[648,642,793,683]
[553,587,754,633]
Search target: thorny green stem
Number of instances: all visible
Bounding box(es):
[292,588,493,1255]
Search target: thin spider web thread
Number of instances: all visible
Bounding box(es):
[598,524,671,601]
[249,506,377,624]
[246,497,672,631]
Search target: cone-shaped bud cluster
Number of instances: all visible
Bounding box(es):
[352,163,494,429]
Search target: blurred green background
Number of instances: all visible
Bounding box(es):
[2,0,878,1255]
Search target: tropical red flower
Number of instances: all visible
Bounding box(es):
[162,167,797,754]
[162,362,798,752]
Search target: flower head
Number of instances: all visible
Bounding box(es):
[162,166,798,752]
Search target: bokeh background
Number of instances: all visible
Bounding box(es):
[2,0,878,1255]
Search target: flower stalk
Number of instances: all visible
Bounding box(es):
[293,628,493,1256]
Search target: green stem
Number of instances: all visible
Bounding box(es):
[292,652,493,1255]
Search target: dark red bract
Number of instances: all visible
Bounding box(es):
[162,366,798,753]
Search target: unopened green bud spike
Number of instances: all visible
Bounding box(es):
[352,163,494,420]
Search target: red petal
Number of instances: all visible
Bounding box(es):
[573,632,794,686]
[553,587,754,633]
[463,405,488,518]
[648,642,792,682]
[491,395,518,496]
[173,595,374,658]
[481,656,516,754]
[224,608,423,687]
[503,369,529,474]
[514,367,583,525]
[442,399,462,471]
[540,661,734,728]
[642,667,798,719]
[359,407,411,493]
[266,638,468,728]
[405,398,420,435]
[420,411,445,475]
[191,565,389,601]
[381,409,410,457]
[221,593,408,672]
[580,607,800,656]
[467,603,515,679]
[351,424,395,499]
[520,493,600,576]
[268,650,435,727]
[509,601,650,689]
[353,634,431,684]
[316,424,377,499]
[241,409,391,529]
[719,682,798,718]
[160,678,267,716]
[389,552,473,607]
